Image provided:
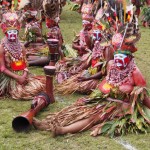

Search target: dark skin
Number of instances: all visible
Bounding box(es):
[77,47,112,82]
[72,23,93,56]
[0,44,28,85]
[78,71,104,81]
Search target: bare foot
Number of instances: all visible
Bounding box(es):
[52,125,62,137]
[32,118,49,130]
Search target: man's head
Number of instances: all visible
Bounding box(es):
[82,20,92,31]
[92,28,101,42]
[114,50,132,70]
[6,29,18,42]
[82,14,93,31]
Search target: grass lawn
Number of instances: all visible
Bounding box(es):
[0,3,150,150]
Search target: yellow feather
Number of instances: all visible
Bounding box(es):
[122,0,127,23]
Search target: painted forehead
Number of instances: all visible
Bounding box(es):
[82,20,91,24]
[114,53,127,58]
[7,30,18,32]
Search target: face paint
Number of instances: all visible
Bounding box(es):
[114,54,130,69]
[92,29,101,41]
[6,30,18,42]
[82,20,92,31]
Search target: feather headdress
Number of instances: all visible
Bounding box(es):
[17,0,30,10]
[30,0,43,10]
[43,0,60,19]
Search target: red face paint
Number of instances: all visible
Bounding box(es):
[114,54,130,70]
[6,30,18,42]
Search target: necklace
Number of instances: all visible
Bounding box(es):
[2,37,23,61]
[106,59,136,87]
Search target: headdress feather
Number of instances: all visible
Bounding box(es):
[18,0,30,10]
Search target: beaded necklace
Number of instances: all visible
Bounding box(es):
[2,37,23,61]
[92,41,104,59]
[106,59,136,87]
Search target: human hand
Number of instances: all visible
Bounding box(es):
[16,75,28,85]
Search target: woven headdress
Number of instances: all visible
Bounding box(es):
[1,12,20,33]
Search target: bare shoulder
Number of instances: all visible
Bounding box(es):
[107,60,114,71]
[107,60,114,67]
[132,66,146,86]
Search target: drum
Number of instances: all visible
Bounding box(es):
[47,39,59,48]
[44,66,56,76]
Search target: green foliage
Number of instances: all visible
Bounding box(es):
[142,7,150,22]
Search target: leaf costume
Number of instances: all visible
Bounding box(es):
[33,59,150,137]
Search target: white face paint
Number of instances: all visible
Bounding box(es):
[114,54,129,69]
[6,30,18,42]
[92,30,101,41]
[82,20,90,25]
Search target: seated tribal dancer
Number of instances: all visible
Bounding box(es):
[72,14,93,56]
[23,10,49,67]
[43,0,66,65]
[33,4,149,135]
[33,45,150,137]
[55,13,94,84]
[18,1,50,67]
[0,12,45,100]
[55,24,114,94]
[55,3,95,84]
[72,3,93,56]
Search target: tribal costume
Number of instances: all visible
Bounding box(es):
[33,55,150,137]
[0,12,45,100]
[0,37,45,100]
[55,41,107,94]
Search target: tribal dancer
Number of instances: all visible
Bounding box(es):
[0,12,45,100]
[33,48,150,137]
[18,0,50,67]
[56,24,113,94]
[72,14,93,56]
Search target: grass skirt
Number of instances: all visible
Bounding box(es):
[55,72,100,94]
[33,87,150,137]
[0,73,45,100]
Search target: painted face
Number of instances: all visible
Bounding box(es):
[6,30,18,42]
[82,20,92,31]
[114,53,130,69]
[92,29,101,41]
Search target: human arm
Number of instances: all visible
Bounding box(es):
[132,66,150,109]
[70,59,91,75]
[132,66,146,87]
[78,71,104,81]
[72,42,86,52]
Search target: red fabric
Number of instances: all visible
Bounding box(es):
[91,58,99,67]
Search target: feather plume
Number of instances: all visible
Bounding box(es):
[43,0,60,18]
[122,0,127,23]
[11,0,19,11]
[30,0,43,10]
[18,0,30,10]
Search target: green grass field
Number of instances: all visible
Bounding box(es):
[0,3,150,150]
